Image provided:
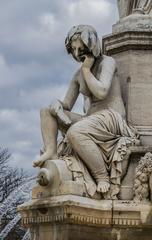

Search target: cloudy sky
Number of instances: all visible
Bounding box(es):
[0,0,118,173]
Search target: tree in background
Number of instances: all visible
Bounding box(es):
[0,147,30,240]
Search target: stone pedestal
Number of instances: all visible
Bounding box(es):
[102,14,152,145]
[18,195,152,240]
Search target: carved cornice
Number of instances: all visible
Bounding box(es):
[102,31,152,55]
[136,126,152,136]
[18,196,152,228]
[20,204,112,227]
[21,215,141,227]
[21,209,112,226]
[113,218,140,226]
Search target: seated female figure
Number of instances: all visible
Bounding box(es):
[33,25,139,198]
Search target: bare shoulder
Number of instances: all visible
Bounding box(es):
[102,55,116,68]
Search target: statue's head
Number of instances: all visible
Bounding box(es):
[65,25,102,62]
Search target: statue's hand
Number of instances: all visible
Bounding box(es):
[50,100,63,116]
[82,55,94,69]
[50,100,72,126]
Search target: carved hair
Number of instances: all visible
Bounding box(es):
[65,25,102,58]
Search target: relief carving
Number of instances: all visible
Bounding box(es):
[134,152,152,201]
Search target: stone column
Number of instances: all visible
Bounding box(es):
[102,14,152,145]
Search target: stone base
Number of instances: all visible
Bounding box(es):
[31,146,152,202]
[18,195,152,240]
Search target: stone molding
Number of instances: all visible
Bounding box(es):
[128,146,152,154]
[21,209,112,227]
[18,195,152,228]
[136,126,152,138]
[102,31,152,55]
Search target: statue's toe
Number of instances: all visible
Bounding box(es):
[97,181,110,193]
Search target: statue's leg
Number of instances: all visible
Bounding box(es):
[67,120,110,193]
[58,110,83,133]
[33,108,82,168]
[33,107,58,167]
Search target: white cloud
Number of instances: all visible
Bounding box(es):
[19,84,68,109]
[0,109,40,171]
[0,0,118,171]
[40,13,57,34]
[0,55,5,65]
[0,1,117,67]
[0,55,43,88]
[11,152,37,173]
[68,0,111,19]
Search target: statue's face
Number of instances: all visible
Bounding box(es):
[71,37,90,62]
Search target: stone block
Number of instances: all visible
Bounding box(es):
[18,195,152,240]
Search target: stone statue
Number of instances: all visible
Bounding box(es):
[117,0,152,18]
[33,25,139,199]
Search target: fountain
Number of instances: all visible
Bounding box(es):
[0,176,36,239]
[22,229,31,240]
[0,176,36,221]
[18,1,152,239]
[0,214,21,239]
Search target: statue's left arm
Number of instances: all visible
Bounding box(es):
[82,55,116,100]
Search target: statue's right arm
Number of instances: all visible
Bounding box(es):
[61,70,80,111]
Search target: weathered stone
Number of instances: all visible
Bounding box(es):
[120,146,152,200]
[103,31,152,145]
[113,14,152,33]
[19,3,152,239]
[18,196,152,240]
[117,0,152,19]
[33,25,139,201]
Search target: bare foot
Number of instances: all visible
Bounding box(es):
[33,152,57,168]
[97,180,110,193]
